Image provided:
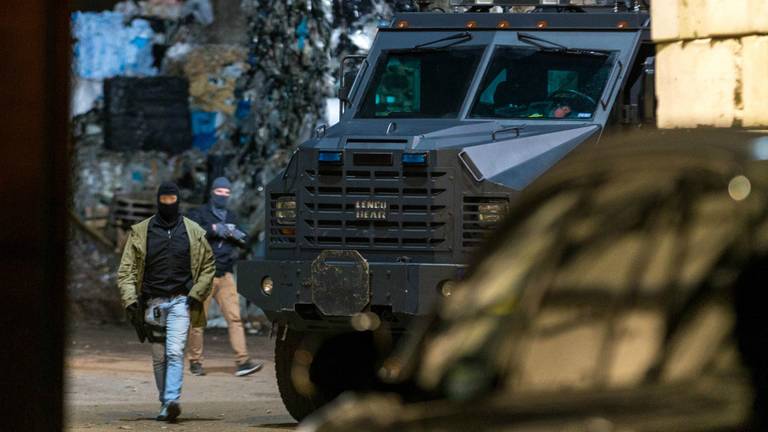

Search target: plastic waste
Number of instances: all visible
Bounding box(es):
[182,0,215,26]
[72,11,158,79]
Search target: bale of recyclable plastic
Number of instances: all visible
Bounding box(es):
[176,45,250,115]
[104,76,192,154]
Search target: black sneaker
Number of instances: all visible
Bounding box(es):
[189,361,206,376]
[235,359,263,377]
[165,400,181,422]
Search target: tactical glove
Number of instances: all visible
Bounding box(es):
[125,302,139,322]
[187,296,201,307]
[214,222,246,245]
[229,227,247,245]
[213,222,231,237]
[125,303,147,343]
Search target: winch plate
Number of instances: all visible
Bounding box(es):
[311,250,370,316]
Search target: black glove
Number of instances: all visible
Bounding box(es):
[186,296,200,307]
[213,222,231,238]
[126,302,139,322]
[214,223,246,246]
[229,227,247,245]
[125,303,147,343]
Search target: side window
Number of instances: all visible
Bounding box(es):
[371,57,421,116]
[514,298,613,392]
[513,283,665,392]
[512,193,672,391]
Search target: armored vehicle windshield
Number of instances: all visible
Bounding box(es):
[357,47,485,119]
[350,29,642,124]
[470,46,617,120]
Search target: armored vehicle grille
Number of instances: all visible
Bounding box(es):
[462,196,509,249]
[300,164,451,251]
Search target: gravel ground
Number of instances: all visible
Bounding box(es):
[65,323,297,431]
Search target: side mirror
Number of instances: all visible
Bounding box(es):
[338,55,367,118]
[622,55,655,125]
[339,70,359,104]
[642,56,656,124]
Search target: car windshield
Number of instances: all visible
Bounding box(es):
[469,46,616,120]
[357,47,485,119]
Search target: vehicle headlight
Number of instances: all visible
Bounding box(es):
[478,202,508,223]
[439,280,456,297]
[275,196,296,225]
[261,276,274,295]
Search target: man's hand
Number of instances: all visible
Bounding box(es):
[187,296,201,308]
[125,302,139,322]
[125,302,146,343]
[213,222,231,237]
[212,223,246,245]
[227,224,247,244]
[187,297,204,324]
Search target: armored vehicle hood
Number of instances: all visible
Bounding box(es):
[307,120,600,190]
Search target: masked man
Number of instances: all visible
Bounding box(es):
[186,177,263,377]
[118,182,215,422]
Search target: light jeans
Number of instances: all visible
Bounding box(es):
[149,295,190,404]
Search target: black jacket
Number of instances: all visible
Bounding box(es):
[187,204,245,276]
[142,216,192,297]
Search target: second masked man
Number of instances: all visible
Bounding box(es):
[186,177,263,377]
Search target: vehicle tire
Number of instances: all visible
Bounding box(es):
[274,328,384,421]
[275,328,323,421]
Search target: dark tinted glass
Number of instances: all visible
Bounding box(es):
[357,48,485,119]
[470,47,615,120]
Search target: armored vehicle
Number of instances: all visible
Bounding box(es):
[237,0,657,420]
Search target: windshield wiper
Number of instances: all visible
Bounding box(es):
[414,32,472,49]
[517,32,609,57]
[518,32,567,50]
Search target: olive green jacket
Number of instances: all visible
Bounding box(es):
[117,216,215,328]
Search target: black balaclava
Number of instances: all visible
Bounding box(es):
[156,181,181,225]
[210,177,231,221]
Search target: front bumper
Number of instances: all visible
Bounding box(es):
[237,253,464,331]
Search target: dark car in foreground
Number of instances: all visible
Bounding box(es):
[298,129,768,432]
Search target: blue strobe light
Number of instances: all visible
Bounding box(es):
[402,152,429,166]
[318,151,344,164]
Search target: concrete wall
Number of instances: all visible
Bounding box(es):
[653,0,768,127]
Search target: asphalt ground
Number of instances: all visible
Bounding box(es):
[65,323,297,431]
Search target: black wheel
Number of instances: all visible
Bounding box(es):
[274,328,387,421]
[275,328,323,421]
